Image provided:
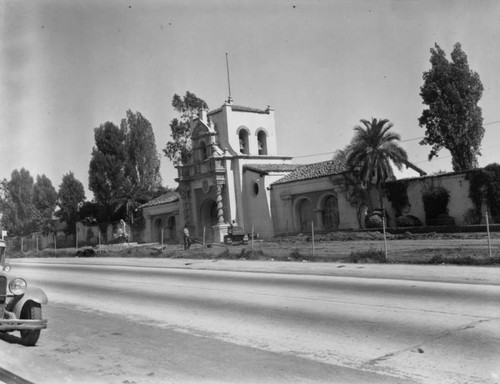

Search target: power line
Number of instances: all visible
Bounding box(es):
[294,151,337,159]
[293,119,500,159]
[412,143,500,164]
[400,137,422,143]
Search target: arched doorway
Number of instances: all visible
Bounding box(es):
[322,195,339,231]
[154,218,163,243]
[200,199,218,241]
[296,198,313,233]
[166,216,176,242]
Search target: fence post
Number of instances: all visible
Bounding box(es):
[54,234,57,256]
[98,231,102,255]
[36,236,39,252]
[251,225,255,253]
[161,228,164,247]
[202,227,206,253]
[311,221,315,257]
[382,216,388,262]
[76,230,78,250]
[486,208,492,258]
[21,237,23,253]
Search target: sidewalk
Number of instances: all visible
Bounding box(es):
[12,257,500,286]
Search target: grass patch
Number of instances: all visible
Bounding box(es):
[348,248,387,264]
[427,254,500,265]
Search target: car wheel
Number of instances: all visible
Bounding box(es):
[20,302,42,346]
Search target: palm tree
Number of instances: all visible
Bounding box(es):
[111,178,149,226]
[346,118,408,212]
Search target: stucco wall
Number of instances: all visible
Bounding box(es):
[210,105,277,156]
[270,175,359,234]
[241,170,288,238]
[142,201,181,243]
[387,172,474,226]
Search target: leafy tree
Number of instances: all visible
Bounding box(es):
[88,121,127,221]
[89,112,166,227]
[121,110,162,191]
[163,91,208,165]
[468,163,500,223]
[346,118,408,212]
[57,172,85,234]
[419,43,484,172]
[33,175,58,234]
[0,168,37,236]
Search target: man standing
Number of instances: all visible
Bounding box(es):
[183,225,191,250]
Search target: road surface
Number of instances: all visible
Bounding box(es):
[1,258,499,384]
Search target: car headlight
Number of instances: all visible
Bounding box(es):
[9,278,27,295]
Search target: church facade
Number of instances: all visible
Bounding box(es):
[141,100,302,243]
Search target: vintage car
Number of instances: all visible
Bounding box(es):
[224,225,252,245]
[0,239,47,346]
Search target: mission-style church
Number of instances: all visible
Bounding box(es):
[139,98,475,245]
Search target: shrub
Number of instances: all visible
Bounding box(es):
[384,181,410,217]
[395,215,422,227]
[428,213,455,226]
[422,186,450,225]
[349,248,386,263]
[365,213,383,228]
[463,208,481,225]
[468,164,500,224]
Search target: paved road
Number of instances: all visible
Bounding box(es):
[2,258,499,384]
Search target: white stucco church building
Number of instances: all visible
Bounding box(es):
[139,98,476,245]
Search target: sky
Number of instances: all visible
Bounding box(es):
[1,0,499,200]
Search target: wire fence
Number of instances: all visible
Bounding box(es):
[164,217,500,264]
[6,214,500,263]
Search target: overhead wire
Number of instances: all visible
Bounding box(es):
[292,120,500,160]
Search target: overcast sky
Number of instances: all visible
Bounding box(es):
[1,0,499,200]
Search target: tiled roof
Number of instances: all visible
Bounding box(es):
[243,163,301,175]
[139,191,179,208]
[231,105,268,114]
[207,104,269,116]
[272,160,347,185]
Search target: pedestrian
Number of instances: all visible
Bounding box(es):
[183,225,191,250]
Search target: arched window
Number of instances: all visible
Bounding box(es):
[297,199,313,233]
[322,195,339,231]
[239,130,249,154]
[257,131,268,155]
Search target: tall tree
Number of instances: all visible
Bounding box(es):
[33,175,58,234]
[346,118,408,211]
[121,109,162,191]
[0,168,36,236]
[57,172,85,234]
[88,121,127,220]
[419,43,484,172]
[163,91,208,165]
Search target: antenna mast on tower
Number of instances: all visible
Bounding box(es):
[225,53,232,103]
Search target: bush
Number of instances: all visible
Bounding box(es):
[349,248,387,263]
[463,208,481,225]
[428,213,455,226]
[422,186,450,224]
[365,212,383,228]
[395,215,422,227]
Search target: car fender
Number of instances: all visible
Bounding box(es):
[11,287,48,318]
